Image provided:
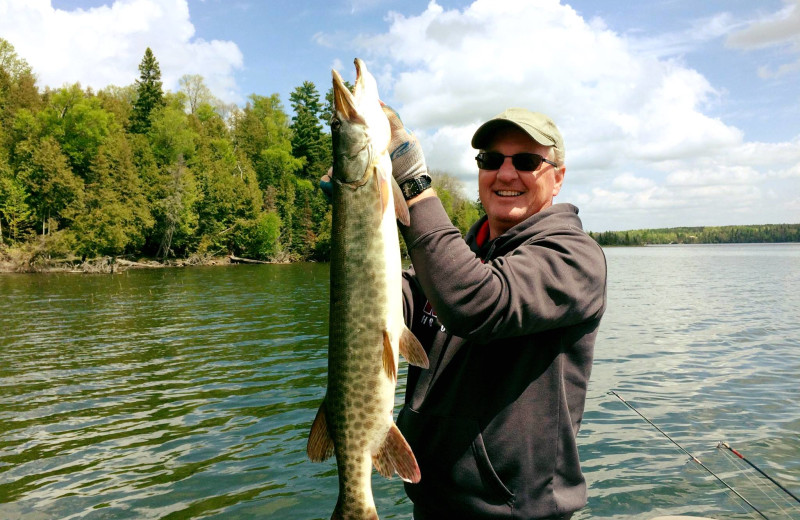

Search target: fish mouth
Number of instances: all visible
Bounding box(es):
[332,59,364,123]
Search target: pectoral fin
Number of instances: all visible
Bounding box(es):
[383,330,398,382]
[307,400,335,462]
[392,176,410,226]
[399,326,429,368]
[377,165,391,218]
[372,422,421,483]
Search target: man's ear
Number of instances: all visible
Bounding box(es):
[552,165,565,197]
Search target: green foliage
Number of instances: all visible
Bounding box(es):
[290,81,330,181]
[39,83,115,177]
[72,133,153,257]
[589,224,800,246]
[432,170,482,235]
[148,104,196,165]
[0,38,33,79]
[0,42,489,264]
[234,211,282,260]
[1,39,41,130]
[0,166,31,242]
[130,47,164,134]
[154,158,197,258]
[15,135,84,232]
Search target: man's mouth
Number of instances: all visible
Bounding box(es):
[495,190,524,197]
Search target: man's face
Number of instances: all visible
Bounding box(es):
[478,126,565,239]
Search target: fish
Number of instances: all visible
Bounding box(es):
[306,58,429,520]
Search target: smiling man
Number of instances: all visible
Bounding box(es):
[387,106,608,519]
[473,108,565,239]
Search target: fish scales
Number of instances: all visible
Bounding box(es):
[329,164,393,518]
[307,58,429,520]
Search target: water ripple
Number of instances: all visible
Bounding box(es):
[2,247,799,519]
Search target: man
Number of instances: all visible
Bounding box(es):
[388,107,607,519]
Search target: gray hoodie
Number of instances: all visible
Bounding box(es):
[398,197,607,519]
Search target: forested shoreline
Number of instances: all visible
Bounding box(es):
[0,41,480,272]
[1,40,797,273]
[589,224,800,246]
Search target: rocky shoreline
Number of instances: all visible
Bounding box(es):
[0,251,277,274]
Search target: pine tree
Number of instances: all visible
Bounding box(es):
[290,81,329,180]
[130,47,165,134]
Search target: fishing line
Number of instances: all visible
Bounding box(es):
[717,443,800,519]
[717,448,796,520]
[607,390,770,520]
[718,442,800,506]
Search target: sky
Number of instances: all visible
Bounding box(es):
[1,0,799,232]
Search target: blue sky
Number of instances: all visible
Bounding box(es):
[1,0,799,231]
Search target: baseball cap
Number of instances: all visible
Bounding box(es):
[471,108,564,152]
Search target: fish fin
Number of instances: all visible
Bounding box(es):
[372,450,393,478]
[373,422,421,483]
[377,165,391,218]
[399,326,429,368]
[391,175,410,226]
[382,330,397,382]
[307,400,335,462]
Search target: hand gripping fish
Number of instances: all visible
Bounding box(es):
[307,59,429,520]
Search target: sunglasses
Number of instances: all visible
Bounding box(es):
[475,152,557,172]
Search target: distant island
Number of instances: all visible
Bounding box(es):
[588,223,800,246]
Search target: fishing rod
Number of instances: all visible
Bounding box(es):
[607,390,770,520]
[717,441,800,506]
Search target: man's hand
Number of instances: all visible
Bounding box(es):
[381,104,428,186]
[320,106,430,204]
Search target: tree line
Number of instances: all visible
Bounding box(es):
[0,40,481,267]
[589,224,800,246]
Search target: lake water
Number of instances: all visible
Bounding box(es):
[1,244,799,520]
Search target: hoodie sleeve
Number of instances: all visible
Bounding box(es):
[400,196,606,343]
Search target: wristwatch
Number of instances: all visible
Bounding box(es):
[399,174,432,200]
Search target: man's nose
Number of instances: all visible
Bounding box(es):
[496,156,518,180]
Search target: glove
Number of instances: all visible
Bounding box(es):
[381,104,428,185]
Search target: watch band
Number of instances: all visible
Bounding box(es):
[399,174,432,200]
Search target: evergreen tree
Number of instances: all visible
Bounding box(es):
[130,48,165,134]
[289,81,329,180]
[73,133,153,257]
[15,136,84,236]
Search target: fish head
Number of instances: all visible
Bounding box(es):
[330,58,391,185]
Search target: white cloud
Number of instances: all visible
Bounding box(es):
[612,173,656,191]
[333,0,800,230]
[0,0,244,103]
[726,0,800,78]
[726,0,800,49]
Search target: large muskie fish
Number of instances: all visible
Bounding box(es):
[307,59,429,519]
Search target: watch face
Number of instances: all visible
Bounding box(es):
[401,176,430,199]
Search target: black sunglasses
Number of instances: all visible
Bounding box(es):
[475,152,557,172]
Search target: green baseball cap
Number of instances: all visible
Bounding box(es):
[471,108,564,152]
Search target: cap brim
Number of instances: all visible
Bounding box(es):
[471,119,556,149]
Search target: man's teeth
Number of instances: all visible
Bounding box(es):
[496,190,523,197]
